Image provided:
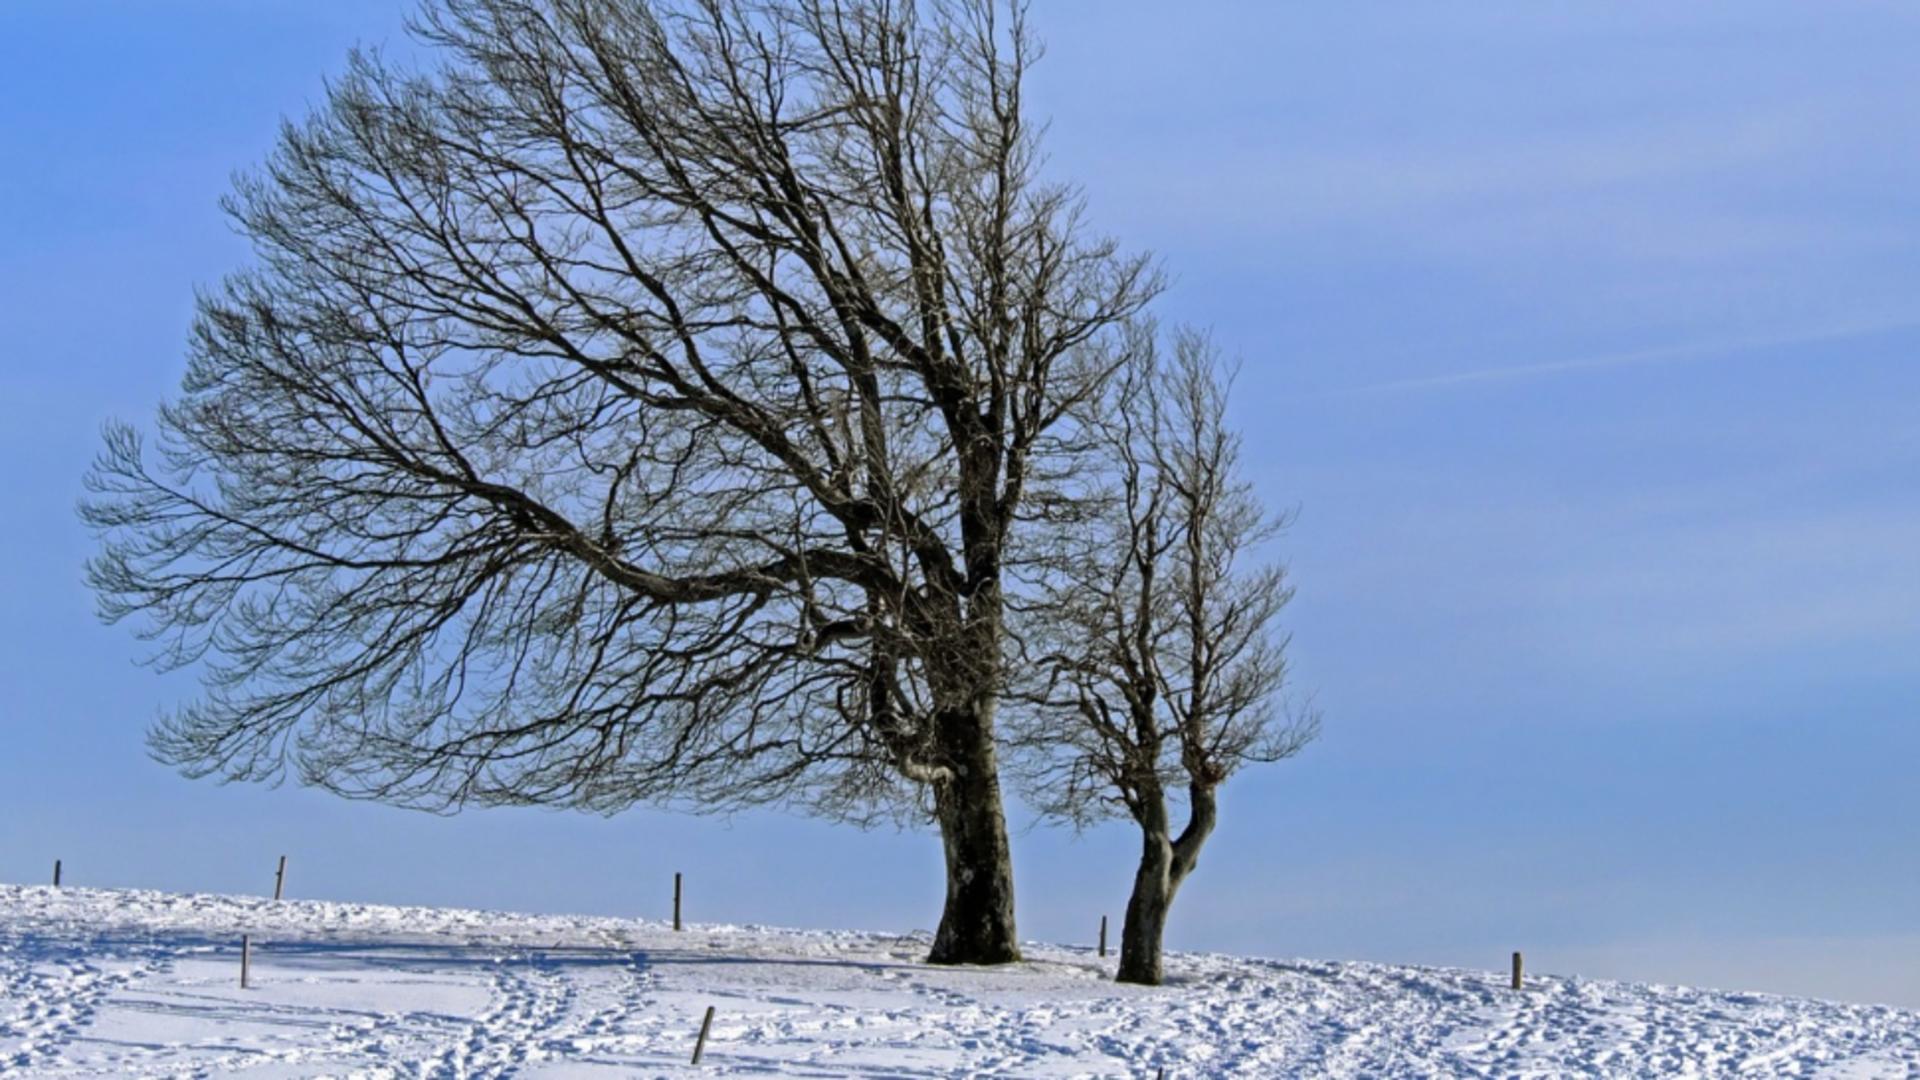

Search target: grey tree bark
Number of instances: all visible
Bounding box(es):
[1115,782,1215,985]
[929,699,1019,961]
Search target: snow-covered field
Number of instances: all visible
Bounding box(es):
[3,885,1918,1077]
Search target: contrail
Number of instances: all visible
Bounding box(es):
[1337,316,1920,397]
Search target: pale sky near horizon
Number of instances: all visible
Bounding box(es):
[4,3,1920,1009]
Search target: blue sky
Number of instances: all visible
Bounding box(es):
[4,2,1919,1007]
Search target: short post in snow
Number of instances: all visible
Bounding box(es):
[691,1004,716,1064]
[674,872,683,932]
[241,935,253,990]
[52,859,61,888]
[273,855,288,901]
[1511,950,1523,990]
[1098,915,1107,958]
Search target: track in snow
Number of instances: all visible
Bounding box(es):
[1,884,1918,1077]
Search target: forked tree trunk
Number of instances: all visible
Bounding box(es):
[1115,784,1217,985]
[927,698,1021,965]
[1116,828,1175,985]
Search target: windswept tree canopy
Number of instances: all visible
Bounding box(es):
[84,0,1156,829]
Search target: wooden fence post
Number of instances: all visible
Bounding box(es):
[1511,950,1523,990]
[674,872,683,931]
[691,1004,715,1064]
[52,860,61,888]
[1099,915,1107,958]
[273,855,287,901]
[241,935,253,990]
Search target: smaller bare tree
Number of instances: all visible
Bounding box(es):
[1011,327,1316,986]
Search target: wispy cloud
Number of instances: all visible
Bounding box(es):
[1336,315,1920,397]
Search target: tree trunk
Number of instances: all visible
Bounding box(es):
[1115,783,1217,986]
[1116,826,1174,985]
[926,697,1021,965]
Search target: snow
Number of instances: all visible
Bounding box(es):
[2,884,1918,1077]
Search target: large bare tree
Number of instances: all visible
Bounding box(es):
[1010,329,1315,985]
[82,0,1155,965]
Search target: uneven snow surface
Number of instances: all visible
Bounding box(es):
[3,885,1919,1077]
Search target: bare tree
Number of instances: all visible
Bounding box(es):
[81,0,1156,965]
[1010,329,1315,985]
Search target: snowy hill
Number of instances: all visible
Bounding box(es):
[2,884,1917,1077]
